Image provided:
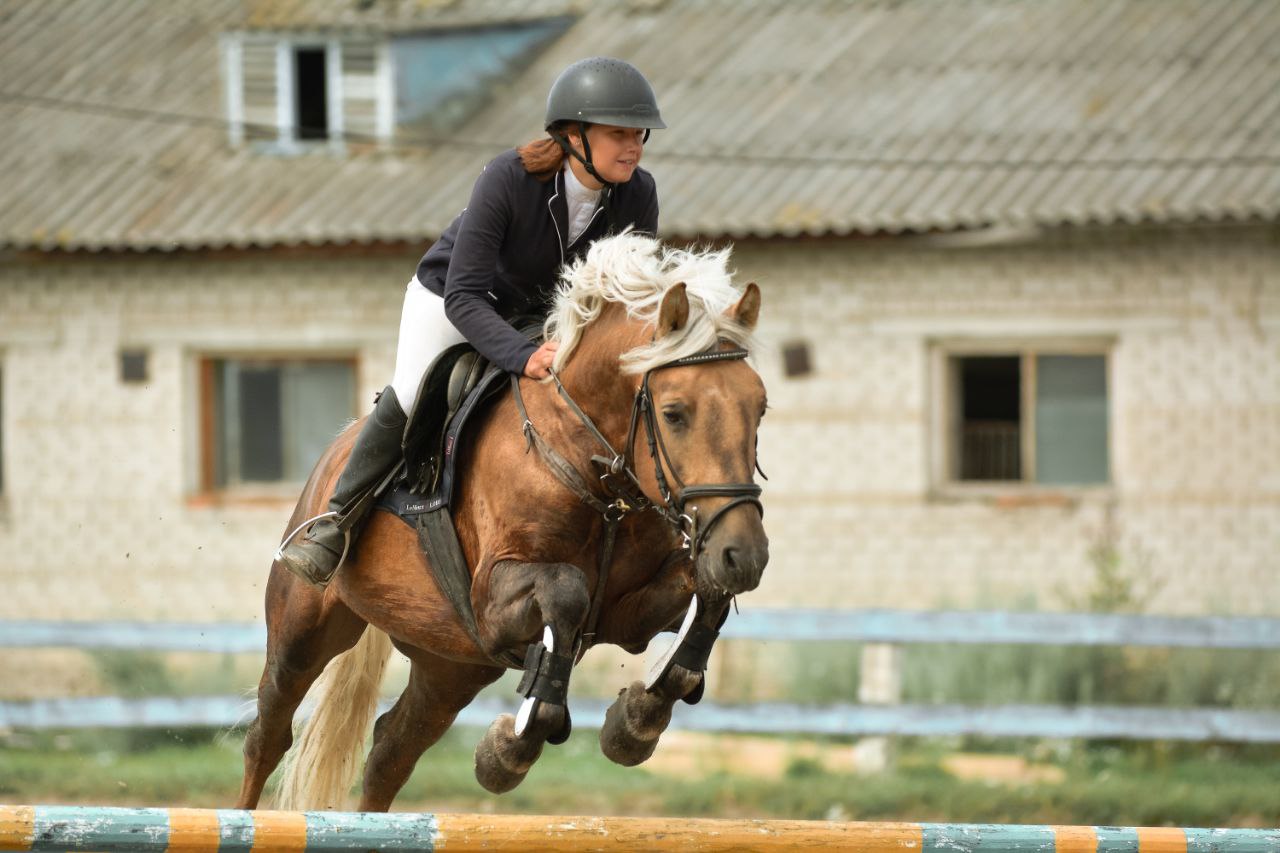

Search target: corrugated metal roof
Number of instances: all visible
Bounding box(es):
[0,0,1277,251]
[240,0,577,32]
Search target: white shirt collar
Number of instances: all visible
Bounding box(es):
[564,162,602,204]
[563,163,603,245]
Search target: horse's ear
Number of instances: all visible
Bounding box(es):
[728,282,761,330]
[657,282,690,338]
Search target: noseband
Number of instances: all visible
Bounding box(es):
[511,342,764,648]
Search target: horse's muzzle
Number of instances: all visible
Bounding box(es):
[699,510,769,595]
[719,540,769,593]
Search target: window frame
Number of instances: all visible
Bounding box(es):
[222,32,390,152]
[929,337,1115,497]
[196,351,360,499]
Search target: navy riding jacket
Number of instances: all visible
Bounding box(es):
[415,149,659,375]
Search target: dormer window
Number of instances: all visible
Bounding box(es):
[220,19,571,154]
[221,33,389,152]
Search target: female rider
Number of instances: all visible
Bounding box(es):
[277,57,666,587]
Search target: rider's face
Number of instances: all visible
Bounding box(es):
[567,124,646,187]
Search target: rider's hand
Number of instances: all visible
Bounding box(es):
[522,340,560,380]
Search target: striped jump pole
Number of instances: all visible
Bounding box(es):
[0,807,1277,853]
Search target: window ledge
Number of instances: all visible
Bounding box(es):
[187,487,302,511]
[930,483,1114,508]
[249,139,349,158]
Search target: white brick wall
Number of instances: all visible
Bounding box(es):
[739,225,1280,615]
[0,226,1276,623]
[0,252,407,622]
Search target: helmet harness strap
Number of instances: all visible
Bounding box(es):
[552,122,652,235]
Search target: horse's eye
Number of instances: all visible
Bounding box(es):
[662,408,684,426]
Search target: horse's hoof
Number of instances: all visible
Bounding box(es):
[474,714,534,794]
[599,683,662,767]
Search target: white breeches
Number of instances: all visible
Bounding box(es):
[390,279,467,415]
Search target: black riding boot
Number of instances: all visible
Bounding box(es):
[276,386,407,588]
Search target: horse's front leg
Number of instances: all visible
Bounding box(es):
[472,559,589,794]
[600,594,732,767]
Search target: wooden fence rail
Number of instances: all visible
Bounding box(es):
[2,609,1279,742]
[0,806,1276,853]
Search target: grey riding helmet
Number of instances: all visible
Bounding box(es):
[545,57,666,131]
[545,57,664,188]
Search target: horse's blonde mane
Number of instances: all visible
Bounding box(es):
[546,231,756,374]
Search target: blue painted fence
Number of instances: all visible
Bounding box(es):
[2,609,1279,741]
[5,609,1280,651]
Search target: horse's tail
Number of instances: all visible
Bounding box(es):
[274,625,393,811]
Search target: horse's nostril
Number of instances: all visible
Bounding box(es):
[723,547,739,573]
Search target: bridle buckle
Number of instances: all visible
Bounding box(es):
[605,498,631,523]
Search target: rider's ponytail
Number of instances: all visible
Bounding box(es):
[518,121,574,181]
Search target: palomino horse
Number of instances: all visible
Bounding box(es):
[235,233,769,811]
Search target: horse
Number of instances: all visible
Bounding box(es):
[235,232,770,811]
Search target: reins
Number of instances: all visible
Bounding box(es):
[511,341,764,651]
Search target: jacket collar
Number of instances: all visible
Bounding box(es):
[547,169,569,264]
[547,167,612,262]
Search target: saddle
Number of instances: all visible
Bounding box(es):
[395,343,508,513]
[379,319,541,511]
[374,322,542,669]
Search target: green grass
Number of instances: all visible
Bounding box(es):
[698,638,1280,711]
[902,643,1280,708]
[2,727,1277,826]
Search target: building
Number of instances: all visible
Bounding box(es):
[1,0,1277,634]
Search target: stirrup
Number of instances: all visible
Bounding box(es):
[273,510,353,571]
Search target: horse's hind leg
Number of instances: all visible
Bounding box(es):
[472,560,590,794]
[600,596,732,767]
[235,574,366,810]
[359,653,503,811]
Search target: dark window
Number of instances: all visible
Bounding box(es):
[950,351,1109,485]
[294,47,328,140]
[120,349,149,383]
[958,356,1021,480]
[782,340,813,378]
[204,357,355,489]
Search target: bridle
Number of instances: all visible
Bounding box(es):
[624,346,765,554]
[519,343,763,555]
[511,341,764,647]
